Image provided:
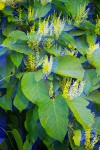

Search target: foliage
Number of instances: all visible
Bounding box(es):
[0,0,100,149]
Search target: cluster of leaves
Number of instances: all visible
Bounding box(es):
[0,0,100,149]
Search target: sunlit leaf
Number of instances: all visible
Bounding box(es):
[54,56,85,79]
[38,95,69,142]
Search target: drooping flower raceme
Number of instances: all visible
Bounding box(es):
[43,55,53,76]
[63,79,85,101]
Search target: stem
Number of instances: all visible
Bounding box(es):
[68,124,74,132]
[0,74,14,82]
[43,78,50,92]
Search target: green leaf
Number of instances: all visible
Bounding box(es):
[35,70,43,81]
[65,0,89,18]
[38,95,69,142]
[83,69,99,95]
[73,130,81,146]
[0,54,15,82]
[23,138,33,150]
[54,142,69,150]
[3,6,13,16]
[87,91,100,104]
[68,128,85,150]
[93,0,100,11]
[10,52,23,68]
[93,117,100,135]
[86,34,97,46]
[69,29,85,36]
[16,72,26,79]
[34,3,51,19]
[2,23,16,37]
[96,69,100,77]
[66,97,94,129]
[53,1,68,15]
[92,48,100,69]
[79,21,95,33]
[54,0,69,2]
[8,30,28,41]
[11,129,23,150]
[0,96,12,110]
[59,32,76,46]
[0,78,18,110]
[3,38,34,55]
[54,56,85,79]
[25,107,38,142]
[9,113,19,127]
[0,47,8,56]
[37,122,54,149]
[14,82,29,112]
[21,72,49,105]
[75,36,88,55]
[46,45,61,56]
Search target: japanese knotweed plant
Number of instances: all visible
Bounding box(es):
[0,0,100,149]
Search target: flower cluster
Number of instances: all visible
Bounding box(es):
[75,3,89,25]
[53,15,65,38]
[85,127,92,150]
[43,38,54,49]
[28,6,34,22]
[38,15,65,38]
[85,127,98,150]
[63,79,85,101]
[62,78,71,100]
[38,19,49,36]
[18,8,22,20]
[43,55,53,76]
[24,55,36,71]
[27,25,41,49]
[66,44,78,56]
